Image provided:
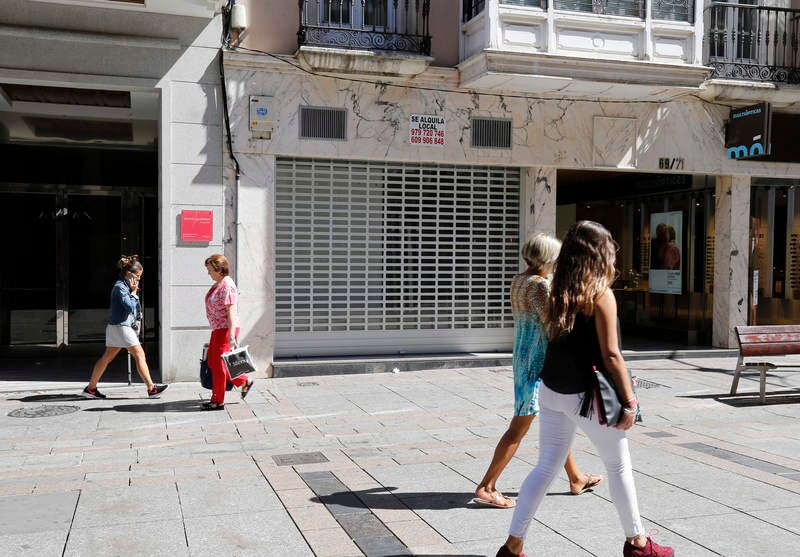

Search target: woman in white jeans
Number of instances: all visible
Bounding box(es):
[496,221,673,557]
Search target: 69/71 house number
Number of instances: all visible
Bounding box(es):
[659,157,685,169]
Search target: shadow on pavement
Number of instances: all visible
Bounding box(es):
[11,393,93,402]
[312,487,524,511]
[82,400,201,413]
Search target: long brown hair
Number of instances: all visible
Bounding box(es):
[547,221,617,339]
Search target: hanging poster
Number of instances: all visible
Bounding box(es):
[648,211,683,295]
[409,114,445,146]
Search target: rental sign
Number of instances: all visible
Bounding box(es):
[726,102,771,160]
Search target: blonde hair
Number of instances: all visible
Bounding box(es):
[547,221,617,339]
[205,253,229,276]
[521,233,561,273]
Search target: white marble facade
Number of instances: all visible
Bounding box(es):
[713,176,751,348]
[221,53,800,364]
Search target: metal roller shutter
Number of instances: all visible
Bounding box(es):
[275,158,520,357]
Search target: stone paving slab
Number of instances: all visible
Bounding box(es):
[1,357,800,555]
[0,529,68,557]
[184,509,312,556]
[72,484,182,528]
[0,491,78,535]
[64,519,189,557]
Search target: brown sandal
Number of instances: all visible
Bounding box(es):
[241,379,254,399]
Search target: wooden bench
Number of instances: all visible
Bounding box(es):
[731,325,800,403]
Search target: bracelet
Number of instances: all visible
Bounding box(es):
[624,396,638,407]
[623,406,638,416]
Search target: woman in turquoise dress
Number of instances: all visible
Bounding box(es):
[473,233,602,508]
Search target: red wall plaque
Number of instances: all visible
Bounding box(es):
[180,210,213,242]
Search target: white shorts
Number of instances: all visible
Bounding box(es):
[105,324,140,348]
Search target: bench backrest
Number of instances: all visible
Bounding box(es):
[736,325,800,357]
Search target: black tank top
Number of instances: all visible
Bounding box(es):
[540,313,603,394]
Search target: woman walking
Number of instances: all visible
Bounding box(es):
[474,233,601,509]
[496,222,673,557]
[202,254,253,410]
[82,255,167,399]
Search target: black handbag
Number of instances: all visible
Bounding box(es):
[579,365,639,427]
[200,344,233,391]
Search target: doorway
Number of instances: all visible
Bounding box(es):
[0,144,158,381]
[0,185,157,337]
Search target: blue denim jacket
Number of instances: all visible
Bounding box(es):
[108,279,141,326]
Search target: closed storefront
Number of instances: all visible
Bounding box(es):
[274,158,521,357]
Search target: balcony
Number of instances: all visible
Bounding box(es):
[459,0,708,100]
[706,2,800,84]
[467,0,694,22]
[297,0,432,77]
[298,0,431,55]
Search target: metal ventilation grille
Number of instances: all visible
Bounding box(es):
[275,158,520,357]
[471,118,512,149]
[299,107,347,140]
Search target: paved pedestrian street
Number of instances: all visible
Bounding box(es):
[1,356,800,556]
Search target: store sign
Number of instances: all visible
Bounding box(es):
[649,211,683,295]
[726,103,771,160]
[409,114,445,146]
[180,210,213,242]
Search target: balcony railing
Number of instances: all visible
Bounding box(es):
[299,0,431,56]
[706,2,800,83]
[488,0,693,21]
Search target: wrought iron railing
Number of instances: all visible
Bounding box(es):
[706,2,800,83]
[463,0,486,22]
[299,0,431,55]
[496,0,692,21]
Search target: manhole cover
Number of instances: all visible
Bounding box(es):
[8,405,80,418]
[272,451,329,466]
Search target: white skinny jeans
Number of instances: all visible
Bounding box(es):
[509,383,644,539]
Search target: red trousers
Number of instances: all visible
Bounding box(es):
[208,327,247,403]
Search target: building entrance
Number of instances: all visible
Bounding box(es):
[0,185,157,348]
[0,145,158,381]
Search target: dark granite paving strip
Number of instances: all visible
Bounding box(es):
[645,431,677,438]
[300,471,409,557]
[680,442,800,477]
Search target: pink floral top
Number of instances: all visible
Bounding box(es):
[205,276,238,330]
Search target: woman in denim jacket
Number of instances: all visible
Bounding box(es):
[81,255,167,399]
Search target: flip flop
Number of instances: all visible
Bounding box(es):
[472,492,516,508]
[570,474,603,495]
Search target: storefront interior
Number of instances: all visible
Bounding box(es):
[557,169,716,346]
[751,179,800,326]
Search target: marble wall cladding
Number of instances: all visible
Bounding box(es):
[523,166,557,245]
[222,60,800,178]
[713,175,751,348]
[222,154,275,375]
[593,116,637,168]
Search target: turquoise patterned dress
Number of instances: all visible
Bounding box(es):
[511,273,550,416]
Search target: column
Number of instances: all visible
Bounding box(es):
[713,175,750,348]
[522,166,557,241]
[227,154,275,376]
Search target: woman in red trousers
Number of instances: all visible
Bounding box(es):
[202,254,253,410]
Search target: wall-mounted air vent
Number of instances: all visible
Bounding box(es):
[471,118,512,149]
[299,106,347,140]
